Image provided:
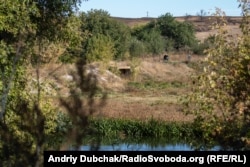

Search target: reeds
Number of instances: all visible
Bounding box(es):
[89,118,194,139]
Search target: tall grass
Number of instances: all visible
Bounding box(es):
[88,118,194,139]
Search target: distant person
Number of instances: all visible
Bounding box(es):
[186,54,191,63]
[163,55,169,62]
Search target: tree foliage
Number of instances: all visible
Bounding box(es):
[128,37,146,57]
[85,34,115,64]
[0,1,96,166]
[80,9,131,60]
[155,13,196,49]
[132,27,165,56]
[145,29,165,55]
[182,2,250,149]
[192,35,216,55]
[137,13,197,51]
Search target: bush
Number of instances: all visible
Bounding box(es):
[128,37,146,57]
[191,35,216,55]
[155,13,197,50]
[182,6,250,149]
[85,34,115,64]
[80,10,131,60]
[131,26,165,56]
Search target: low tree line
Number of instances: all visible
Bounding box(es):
[61,9,200,64]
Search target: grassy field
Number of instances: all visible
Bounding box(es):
[91,56,197,122]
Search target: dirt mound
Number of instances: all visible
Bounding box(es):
[28,63,125,97]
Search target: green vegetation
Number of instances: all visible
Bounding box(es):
[159,13,197,50]
[79,9,131,60]
[182,2,250,150]
[0,1,96,166]
[89,118,194,139]
[128,37,146,57]
[85,118,220,150]
[131,26,165,56]
[131,13,197,54]
[67,9,198,63]
[1,0,250,166]
[192,35,216,55]
[85,34,115,64]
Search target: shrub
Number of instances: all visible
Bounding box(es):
[182,5,250,149]
[85,34,115,64]
[128,37,146,57]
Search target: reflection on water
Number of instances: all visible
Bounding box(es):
[80,143,221,151]
[77,135,223,151]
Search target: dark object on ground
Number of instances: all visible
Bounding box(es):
[163,55,169,62]
[119,66,131,76]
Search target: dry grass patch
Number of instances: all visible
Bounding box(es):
[94,97,194,122]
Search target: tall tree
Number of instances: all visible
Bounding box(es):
[146,13,197,50]
[80,9,131,60]
[0,1,87,166]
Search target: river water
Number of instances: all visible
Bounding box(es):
[80,143,221,151]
